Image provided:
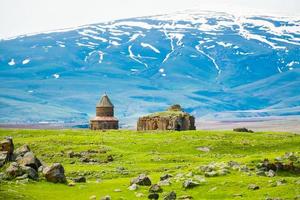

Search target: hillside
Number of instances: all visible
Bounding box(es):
[0,11,300,126]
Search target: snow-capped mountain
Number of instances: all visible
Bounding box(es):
[0,11,299,126]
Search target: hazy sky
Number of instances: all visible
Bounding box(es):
[0,0,299,38]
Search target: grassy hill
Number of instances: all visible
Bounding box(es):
[0,129,300,200]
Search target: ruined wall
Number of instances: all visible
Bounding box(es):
[137,115,196,131]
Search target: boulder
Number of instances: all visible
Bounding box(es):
[42,163,66,183]
[131,174,152,186]
[21,166,38,180]
[17,151,41,171]
[149,184,163,193]
[6,162,24,178]
[164,191,176,200]
[0,151,8,167]
[160,174,173,181]
[14,145,30,158]
[0,137,14,161]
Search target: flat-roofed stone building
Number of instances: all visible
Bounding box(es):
[90,94,119,130]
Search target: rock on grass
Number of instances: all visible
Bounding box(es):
[42,163,66,183]
[131,174,151,186]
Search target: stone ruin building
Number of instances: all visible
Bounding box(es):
[137,104,196,131]
[89,94,119,130]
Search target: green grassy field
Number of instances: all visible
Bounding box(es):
[0,129,299,200]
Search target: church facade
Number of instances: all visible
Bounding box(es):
[89,94,119,130]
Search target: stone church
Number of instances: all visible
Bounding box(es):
[137,104,196,131]
[89,94,119,130]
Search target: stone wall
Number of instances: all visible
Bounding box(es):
[137,114,195,131]
[90,121,118,130]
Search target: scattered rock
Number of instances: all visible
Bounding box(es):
[233,128,254,133]
[148,193,159,200]
[106,155,114,162]
[17,151,41,171]
[196,146,210,152]
[160,174,173,181]
[265,198,282,200]
[22,166,38,180]
[131,174,152,186]
[265,169,276,177]
[15,173,28,180]
[67,150,81,158]
[183,179,200,189]
[42,163,66,183]
[248,184,259,190]
[0,137,14,162]
[128,183,138,191]
[0,151,8,167]
[6,162,24,178]
[158,179,171,186]
[204,171,218,177]
[149,184,163,193]
[163,191,176,200]
[178,195,193,199]
[100,195,111,200]
[68,182,75,187]
[14,145,30,158]
[73,176,86,183]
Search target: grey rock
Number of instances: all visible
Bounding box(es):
[100,195,111,200]
[148,193,159,200]
[149,184,163,193]
[164,191,176,200]
[158,179,171,186]
[131,174,152,186]
[22,166,38,180]
[17,151,41,171]
[0,137,14,161]
[73,176,86,183]
[183,179,200,189]
[248,184,260,190]
[42,163,66,183]
[6,162,24,178]
[0,151,8,167]
[265,169,276,177]
[196,146,210,152]
[14,145,30,158]
[204,171,218,177]
[178,195,193,199]
[160,174,173,181]
[128,183,138,190]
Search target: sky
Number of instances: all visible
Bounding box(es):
[0,0,300,39]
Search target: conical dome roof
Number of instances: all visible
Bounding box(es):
[97,94,114,107]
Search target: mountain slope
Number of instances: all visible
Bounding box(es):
[0,11,299,126]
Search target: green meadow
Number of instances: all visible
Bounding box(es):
[0,129,299,200]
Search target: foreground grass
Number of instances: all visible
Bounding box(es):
[0,129,299,200]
